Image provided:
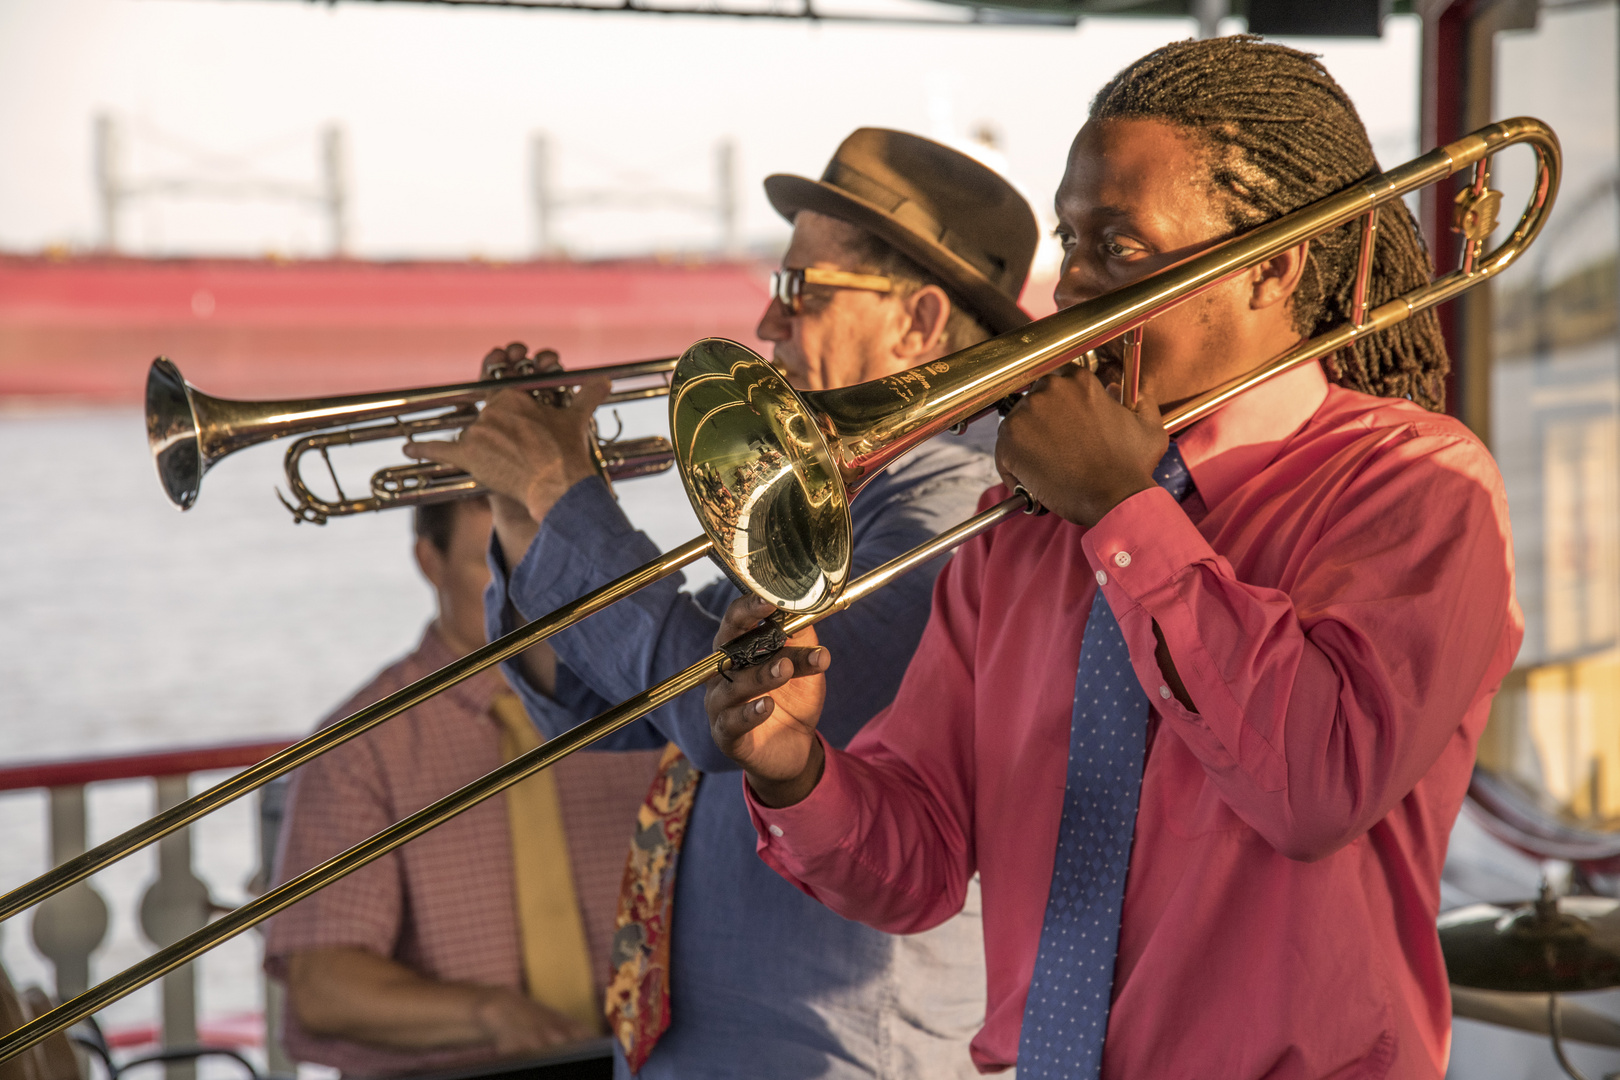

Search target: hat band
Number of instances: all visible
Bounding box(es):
[821,161,1000,284]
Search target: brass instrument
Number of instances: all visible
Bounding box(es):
[0,117,1559,1063]
[673,116,1558,611]
[146,355,680,524]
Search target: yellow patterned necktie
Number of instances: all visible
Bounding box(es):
[604,743,701,1070]
[490,693,602,1033]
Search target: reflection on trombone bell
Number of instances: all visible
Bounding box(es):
[0,116,1561,1067]
[143,354,682,525]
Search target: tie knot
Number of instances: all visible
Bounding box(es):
[1153,442,1195,504]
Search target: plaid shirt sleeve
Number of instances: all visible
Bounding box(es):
[262,672,407,975]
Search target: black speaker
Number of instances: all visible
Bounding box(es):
[1246,0,1385,37]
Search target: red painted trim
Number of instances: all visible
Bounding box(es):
[0,740,296,792]
[0,252,774,403]
[102,1013,265,1051]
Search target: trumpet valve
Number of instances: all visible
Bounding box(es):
[371,463,484,506]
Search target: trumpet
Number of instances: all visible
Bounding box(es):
[146,354,681,524]
[0,116,1560,1064]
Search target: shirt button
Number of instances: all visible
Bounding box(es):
[1159,685,1172,700]
[768,824,784,838]
[1095,570,1108,586]
[1114,551,1132,569]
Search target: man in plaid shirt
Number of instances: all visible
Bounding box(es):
[265,496,659,1077]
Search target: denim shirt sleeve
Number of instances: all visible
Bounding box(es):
[485,446,997,773]
[482,479,668,752]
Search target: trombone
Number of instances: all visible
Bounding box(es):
[146,354,681,524]
[0,116,1560,1063]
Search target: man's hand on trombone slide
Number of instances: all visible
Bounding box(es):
[706,595,831,809]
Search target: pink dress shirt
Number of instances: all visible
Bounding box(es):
[747,361,1522,1078]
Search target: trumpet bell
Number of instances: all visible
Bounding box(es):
[146,357,206,510]
[670,339,852,612]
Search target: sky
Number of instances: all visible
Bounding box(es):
[0,0,1423,266]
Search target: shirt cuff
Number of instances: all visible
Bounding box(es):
[508,476,637,619]
[743,736,859,871]
[484,530,522,642]
[1081,486,1211,601]
[1080,486,1213,730]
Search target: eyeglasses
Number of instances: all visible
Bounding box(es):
[769,267,893,315]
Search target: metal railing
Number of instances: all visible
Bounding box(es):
[0,741,296,1080]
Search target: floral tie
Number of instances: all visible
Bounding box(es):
[604,744,700,1072]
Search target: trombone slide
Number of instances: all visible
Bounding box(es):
[0,494,1032,1065]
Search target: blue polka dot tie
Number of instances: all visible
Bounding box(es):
[1018,443,1194,1079]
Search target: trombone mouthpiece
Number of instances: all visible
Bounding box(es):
[146,357,204,510]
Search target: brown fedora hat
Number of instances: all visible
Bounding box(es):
[764,129,1038,335]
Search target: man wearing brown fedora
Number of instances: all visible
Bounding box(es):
[413,129,1035,1077]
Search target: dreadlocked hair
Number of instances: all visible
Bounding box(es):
[1090,36,1450,410]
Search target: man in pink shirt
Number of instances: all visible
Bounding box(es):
[266,496,660,1077]
[701,38,1522,1079]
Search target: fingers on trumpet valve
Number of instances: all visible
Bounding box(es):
[481,342,522,379]
[478,341,576,410]
[524,345,564,404]
[482,341,562,377]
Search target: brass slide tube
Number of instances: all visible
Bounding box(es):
[0,536,714,925]
[0,494,1028,1063]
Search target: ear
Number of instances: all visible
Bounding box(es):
[415,536,447,591]
[1249,240,1310,311]
[893,284,952,360]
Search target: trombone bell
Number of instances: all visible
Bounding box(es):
[670,340,852,612]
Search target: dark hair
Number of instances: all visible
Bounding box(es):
[840,228,994,353]
[413,496,487,555]
[1089,36,1450,410]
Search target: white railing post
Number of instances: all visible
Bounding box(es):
[139,776,212,1080]
[30,785,111,1001]
[256,781,294,1078]
[261,978,292,1077]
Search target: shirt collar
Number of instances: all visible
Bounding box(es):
[1174,359,1330,510]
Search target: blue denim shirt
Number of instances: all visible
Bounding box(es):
[486,424,1000,1080]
